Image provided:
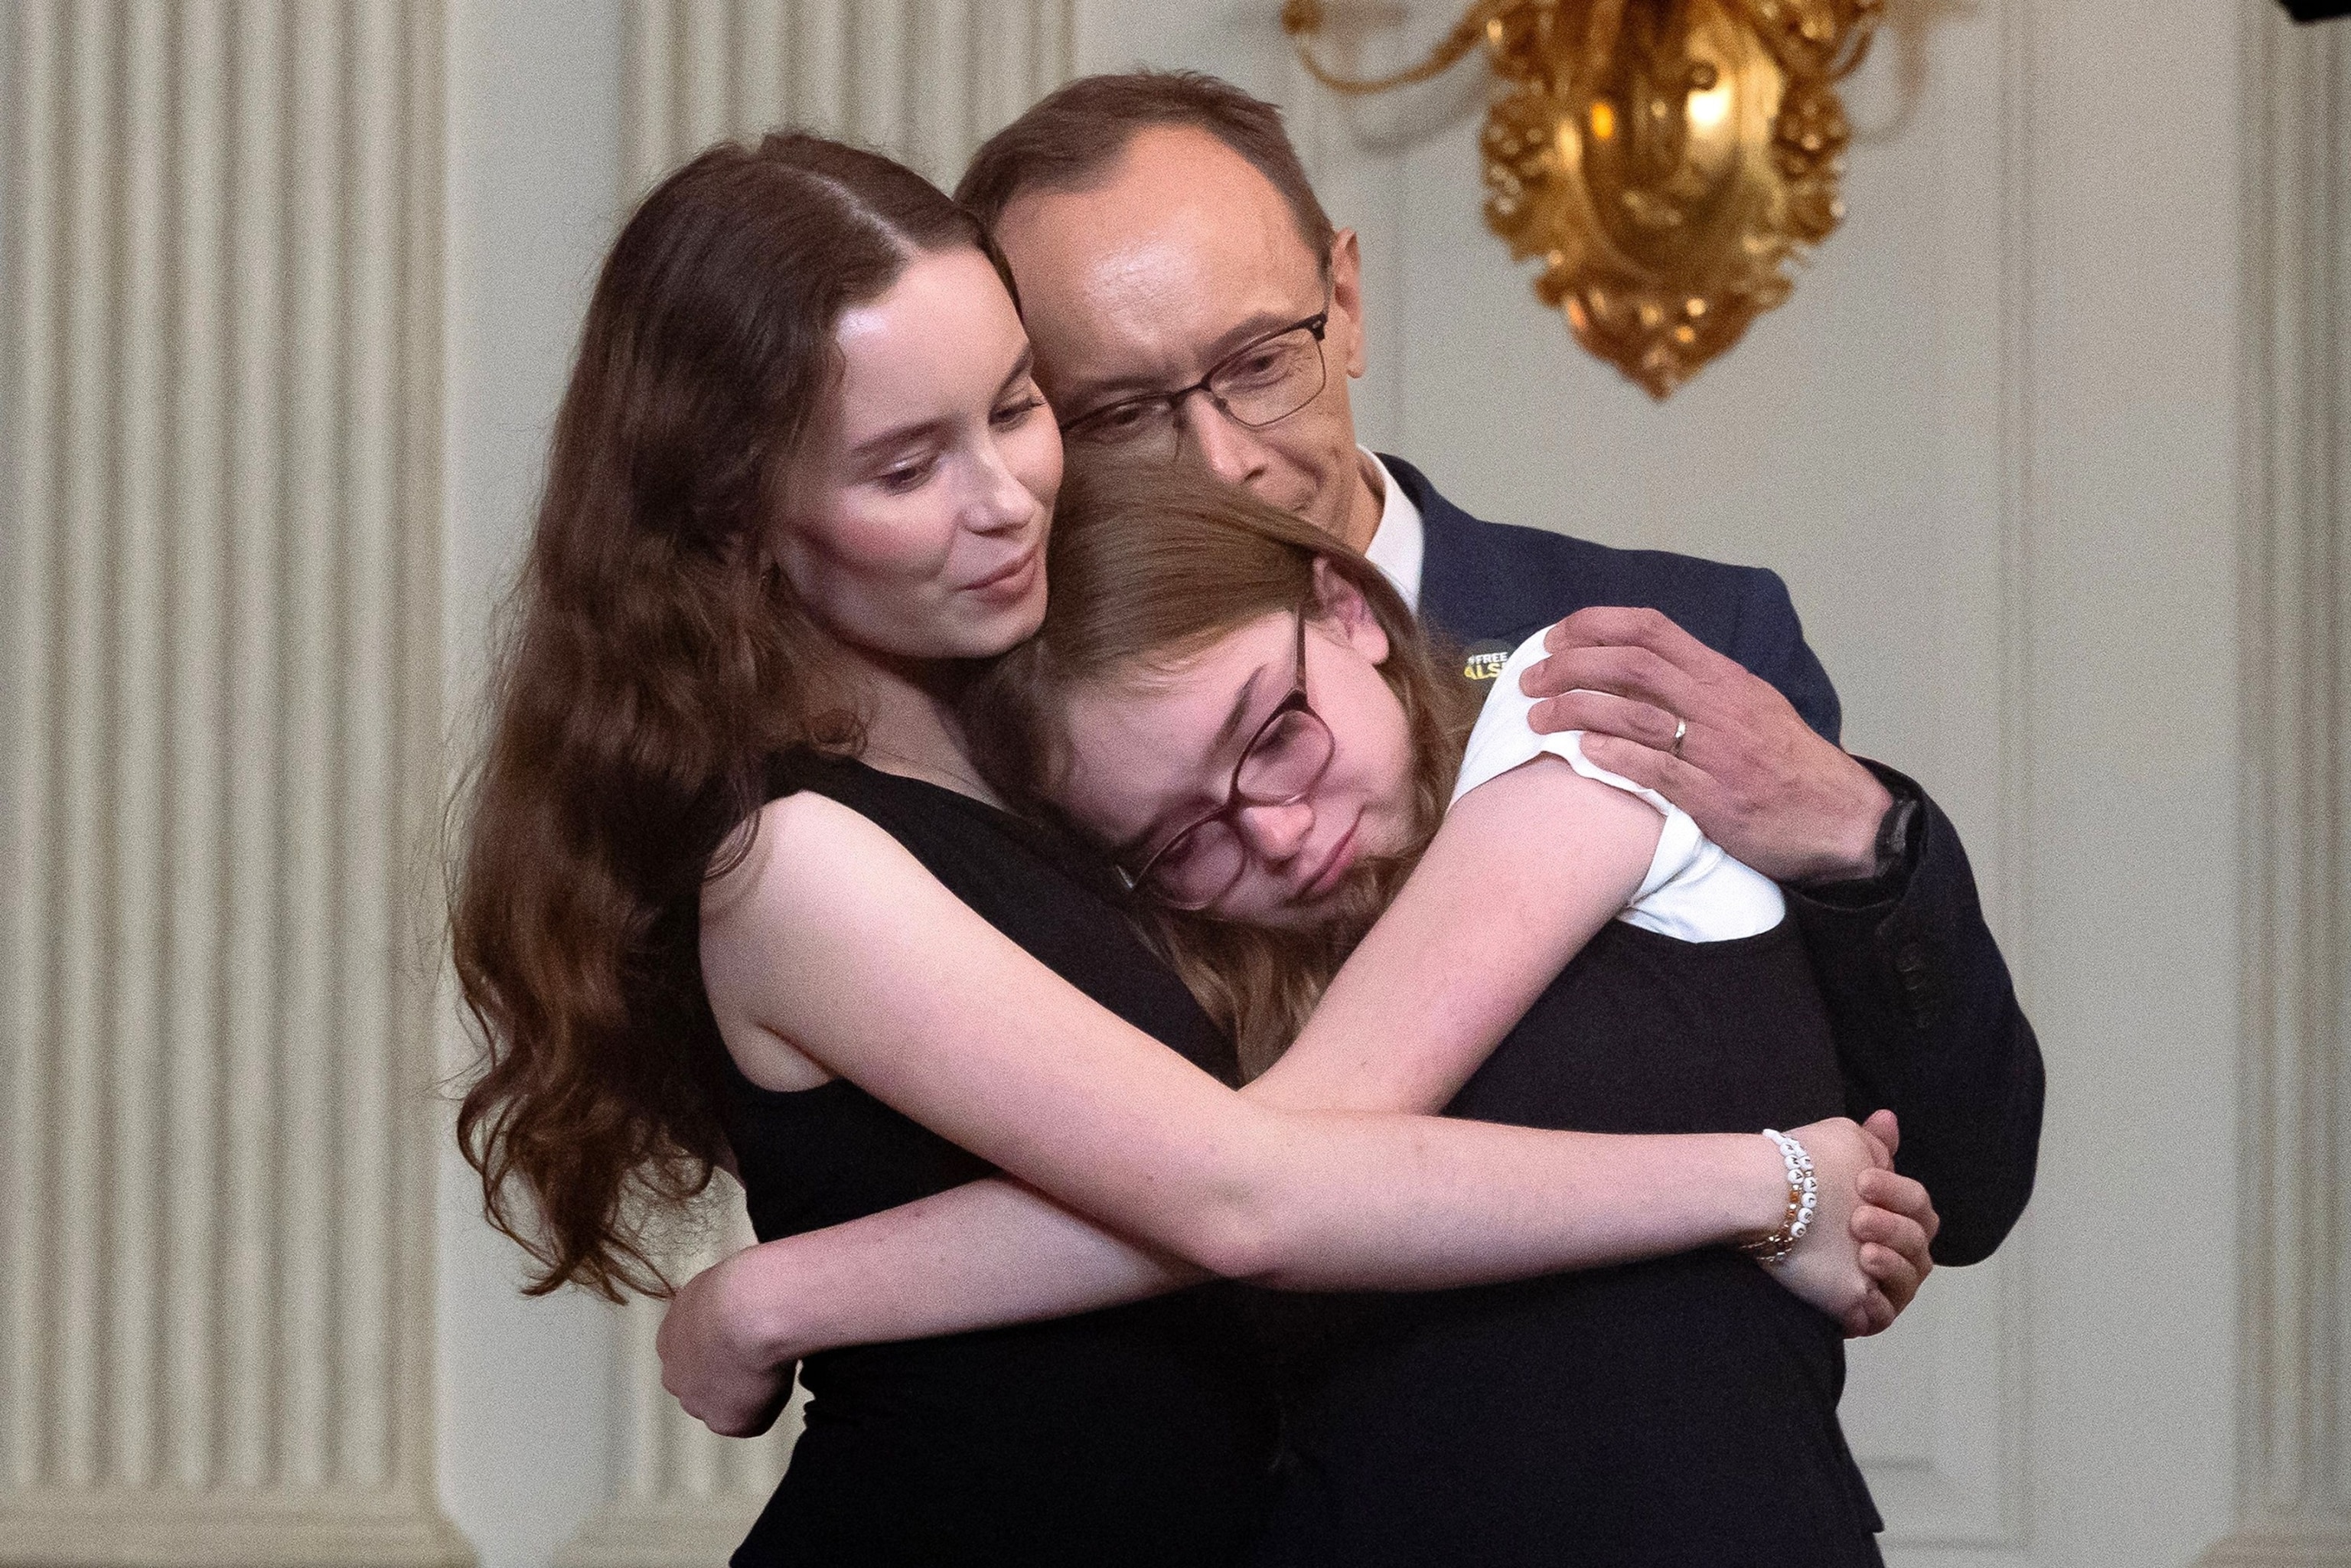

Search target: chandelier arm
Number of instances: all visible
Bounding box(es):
[1825,16,1881,83]
[1731,0,1886,83]
[1279,0,1520,96]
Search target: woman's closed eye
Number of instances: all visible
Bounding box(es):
[1133,791,1208,869]
[1251,713,1317,771]
[874,393,1042,491]
[875,453,937,494]
[991,390,1046,429]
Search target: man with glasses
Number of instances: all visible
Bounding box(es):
[956,70,2040,1268]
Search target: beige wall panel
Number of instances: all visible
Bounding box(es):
[0,2,465,1561]
[436,7,625,1563]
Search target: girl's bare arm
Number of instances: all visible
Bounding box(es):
[664,770,1912,1431]
[707,784,1787,1290]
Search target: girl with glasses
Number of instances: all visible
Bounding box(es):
[455,134,1922,1567]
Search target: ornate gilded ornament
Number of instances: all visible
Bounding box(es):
[1282,0,1883,398]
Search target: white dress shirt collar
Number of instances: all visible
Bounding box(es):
[1358,448,1424,611]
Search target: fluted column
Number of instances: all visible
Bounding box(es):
[556,1207,802,1568]
[2203,7,2351,1566]
[0,3,465,1562]
[619,0,1074,195]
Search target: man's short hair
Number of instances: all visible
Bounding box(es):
[956,70,1337,269]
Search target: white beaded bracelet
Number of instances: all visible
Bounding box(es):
[1739,1129,1819,1266]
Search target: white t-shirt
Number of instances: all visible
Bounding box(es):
[1450,633,1785,943]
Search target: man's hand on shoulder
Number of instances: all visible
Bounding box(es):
[1519,605,1893,885]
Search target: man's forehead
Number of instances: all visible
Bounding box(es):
[993,127,1325,380]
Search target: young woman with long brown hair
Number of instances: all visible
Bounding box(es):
[453,133,1922,1565]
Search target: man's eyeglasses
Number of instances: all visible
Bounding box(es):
[1059,302,1331,457]
[1120,607,1336,911]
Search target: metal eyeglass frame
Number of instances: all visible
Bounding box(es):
[1058,299,1332,448]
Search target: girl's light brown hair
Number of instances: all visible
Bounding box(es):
[451,133,1002,1299]
[969,458,1477,1077]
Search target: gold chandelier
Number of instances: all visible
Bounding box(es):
[1283,0,1883,399]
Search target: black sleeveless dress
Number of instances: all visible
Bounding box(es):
[1251,917,1886,1567]
[719,754,1278,1567]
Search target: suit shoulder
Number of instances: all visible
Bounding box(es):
[1464,510,1782,592]
[1428,505,1792,646]
[1386,453,1838,734]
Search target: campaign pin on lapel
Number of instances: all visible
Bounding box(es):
[1461,640,1516,684]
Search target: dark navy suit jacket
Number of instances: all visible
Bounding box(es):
[1389,455,2043,1265]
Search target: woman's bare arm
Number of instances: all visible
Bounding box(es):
[664,768,1924,1432]
[708,785,1789,1289]
[711,762,1659,1332]
[1250,756,1658,1112]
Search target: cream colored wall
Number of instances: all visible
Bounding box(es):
[438,11,624,1566]
[5,3,2345,1566]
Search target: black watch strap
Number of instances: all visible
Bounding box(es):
[1795,782,1922,903]
[1872,793,1922,881]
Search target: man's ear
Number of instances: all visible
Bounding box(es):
[1329,228,1367,380]
[1310,556,1390,665]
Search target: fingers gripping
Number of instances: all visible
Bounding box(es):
[1528,641,1692,711]
[1544,605,1710,664]
[1528,686,1685,753]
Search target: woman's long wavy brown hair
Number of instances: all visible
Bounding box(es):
[968,460,1479,1078]
[451,134,1000,1299]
